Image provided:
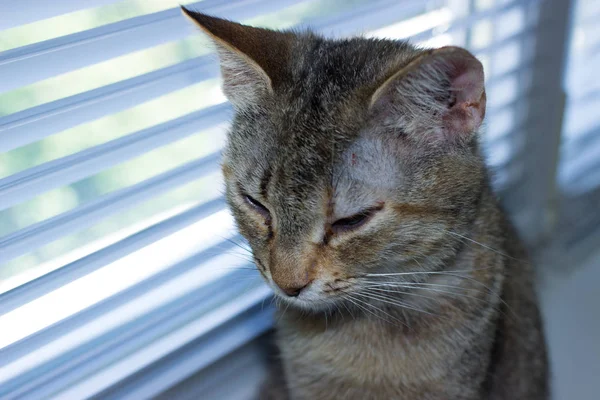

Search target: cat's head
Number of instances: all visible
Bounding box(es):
[184,9,488,312]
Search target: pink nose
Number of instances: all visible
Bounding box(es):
[279,282,309,297]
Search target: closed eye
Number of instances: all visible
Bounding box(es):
[331,205,383,234]
[243,194,271,220]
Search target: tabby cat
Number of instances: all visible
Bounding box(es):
[183,7,548,400]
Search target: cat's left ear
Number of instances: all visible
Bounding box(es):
[369,47,486,143]
[182,7,292,108]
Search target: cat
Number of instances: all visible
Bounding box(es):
[183,7,549,400]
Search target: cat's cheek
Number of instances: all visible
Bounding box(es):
[330,231,390,269]
[253,253,273,280]
[234,213,270,241]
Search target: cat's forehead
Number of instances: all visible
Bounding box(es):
[228,106,402,209]
[227,99,360,186]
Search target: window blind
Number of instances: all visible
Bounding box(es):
[0,0,570,398]
[556,0,600,265]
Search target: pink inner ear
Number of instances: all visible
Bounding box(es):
[452,68,484,103]
[443,62,486,136]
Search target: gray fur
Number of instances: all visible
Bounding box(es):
[183,9,548,400]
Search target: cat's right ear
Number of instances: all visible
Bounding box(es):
[182,7,292,108]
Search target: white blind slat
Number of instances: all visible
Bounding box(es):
[0,56,220,153]
[0,0,304,93]
[0,153,220,265]
[0,104,230,211]
[0,0,120,31]
[0,198,226,317]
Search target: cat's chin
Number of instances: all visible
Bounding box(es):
[273,290,348,313]
[277,296,339,314]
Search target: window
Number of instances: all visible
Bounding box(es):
[0,0,586,398]
[556,0,600,265]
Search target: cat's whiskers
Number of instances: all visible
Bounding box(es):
[411,256,425,270]
[276,299,292,325]
[366,270,504,300]
[209,237,257,265]
[365,280,481,293]
[364,265,496,277]
[219,235,253,254]
[363,286,470,316]
[431,227,526,263]
[363,275,517,320]
[218,251,257,264]
[214,266,259,272]
[344,293,409,329]
[266,295,278,311]
[364,283,490,306]
[355,290,442,318]
[339,299,354,322]
[365,284,453,304]
[366,284,487,304]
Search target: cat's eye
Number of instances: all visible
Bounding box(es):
[331,208,377,234]
[243,194,270,219]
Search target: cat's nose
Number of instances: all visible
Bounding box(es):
[280,283,309,297]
